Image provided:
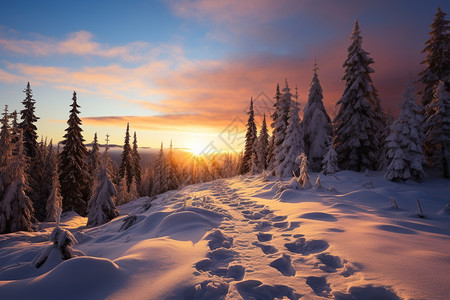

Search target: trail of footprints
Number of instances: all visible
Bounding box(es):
[191,180,361,299]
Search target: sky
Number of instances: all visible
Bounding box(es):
[0,0,448,152]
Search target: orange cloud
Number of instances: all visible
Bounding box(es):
[0,31,180,62]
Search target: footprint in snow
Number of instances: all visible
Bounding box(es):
[252,241,278,254]
[256,232,272,242]
[236,279,302,300]
[284,238,329,255]
[269,253,296,276]
[306,276,332,298]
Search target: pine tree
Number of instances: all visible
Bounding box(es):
[322,141,339,175]
[419,7,450,108]
[152,143,165,195]
[29,139,47,221]
[166,140,179,190]
[59,92,89,216]
[276,99,304,177]
[303,61,332,171]
[0,105,12,171]
[421,8,450,163]
[0,131,34,233]
[10,110,20,154]
[298,153,311,189]
[116,170,130,205]
[132,132,142,190]
[256,114,269,171]
[240,98,258,174]
[46,160,62,222]
[333,21,379,172]
[119,123,134,191]
[19,82,39,158]
[87,161,118,227]
[273,80,295,176]
[425,81,450,178]
[87,133,101,179]
[267,84,283,170]
[385,83,426,182]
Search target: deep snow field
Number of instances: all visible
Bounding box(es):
[0,171,449,299]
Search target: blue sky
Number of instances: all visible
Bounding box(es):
[0,0,448,150]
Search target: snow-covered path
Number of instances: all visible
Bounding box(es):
[0,172,449,299]
[190,179,400,299]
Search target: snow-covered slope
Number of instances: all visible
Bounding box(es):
[0,171,449,299]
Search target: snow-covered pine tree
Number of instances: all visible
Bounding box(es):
[46,153,62,222]
[276,98,304,177]
[298,153,311,189]
[87,132,101,179]
[132,131,142,190]
[166,140,179,190]
[128,177,139,201]
[59,91,89,216]
[421,8,450,165]
[303,61,332,171]
[87,160,119,227]
[116,170,130,205]
[42,140,58,220]
[0,131,34,233]
[385,83,426,182]
[19,82,39,158]
[103,134,119,183]
[322,141,339,175]
[28,139,47,222]
[240,97,257,174]
[9,110,20,155]
[119,123,134,192]
[0,105,12,171]
[274,80,297,177]
[256,114,269,171]
[425,81,450,178]
[419,7,450,108]
[267,84,282,171]
[152,143,165,195]
[333,21,379,172]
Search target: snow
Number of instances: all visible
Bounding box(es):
[0,172,449,299]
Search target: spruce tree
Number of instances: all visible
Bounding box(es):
[87,133,101,179]
[0,105,12,170]
[333,21,379,172]
[29,139,47,221]
[0,131,34,233]
[132,131,142,189]
[119,123,133,191]
[10,110,20,154]
[303,61,332,171]
[87,161,118,226]
[322,141,339,175]
[267,84,282,170]
[19,82,39,158]
[425,81,450,178]
[421,8,450,163]
[385,83,426,182]
[59,92,89,216]
[419,7,450,108]
[166,140,179,190]
[273,80,294,176]
[276,99,304,178]
[240,98,257,174]
[152,143,165,195]
[256,114,269,171]
[43,140,60,221]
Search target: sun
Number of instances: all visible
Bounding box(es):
[189,143,206,156]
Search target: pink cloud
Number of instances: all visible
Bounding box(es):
[0,31,178,62]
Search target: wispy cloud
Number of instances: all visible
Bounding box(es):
[0,30,182,62]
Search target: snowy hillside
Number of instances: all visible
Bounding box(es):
[0,171,449,299]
